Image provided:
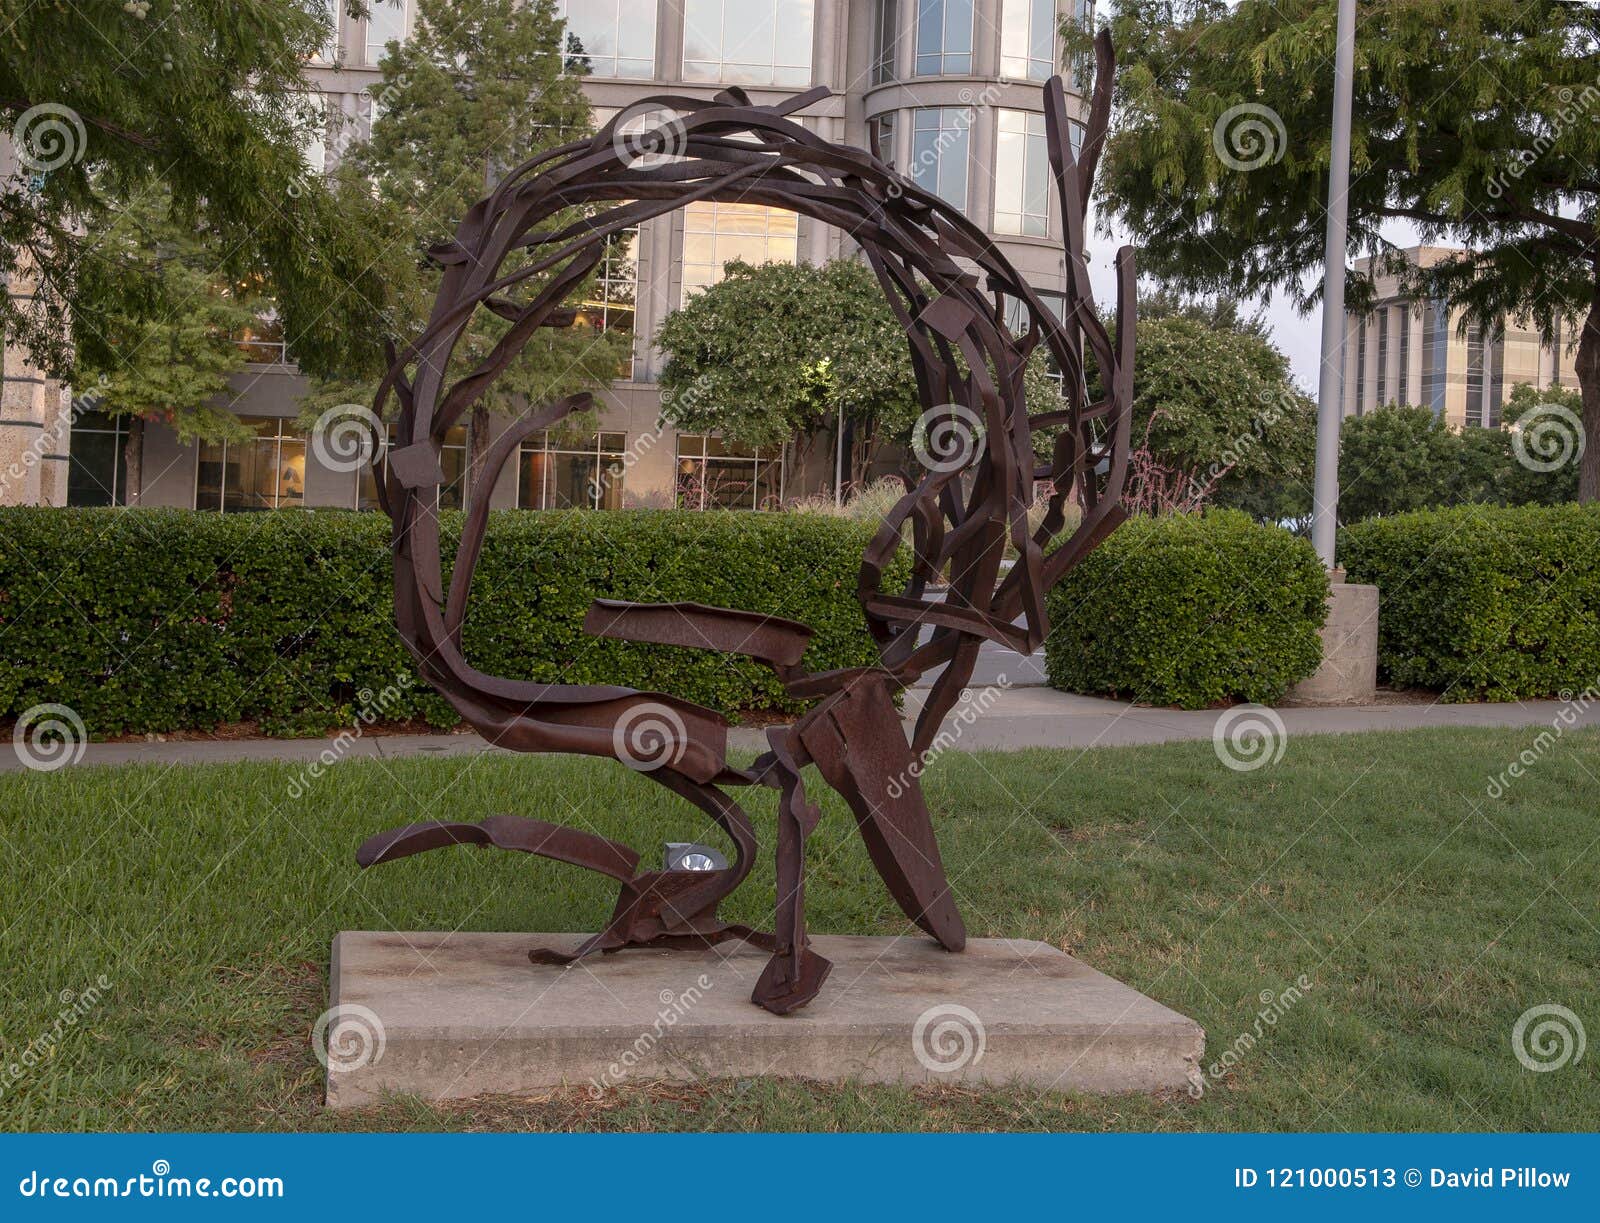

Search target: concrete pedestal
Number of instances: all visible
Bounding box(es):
[325,932,1204,1109]
[1284,575,1379,706]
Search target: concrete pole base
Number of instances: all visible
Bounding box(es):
[1283,574,1379,706]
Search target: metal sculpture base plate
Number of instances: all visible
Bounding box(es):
[326,932,1204,1109]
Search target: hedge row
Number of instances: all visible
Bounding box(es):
[1340,503,1600,701]
[1045,510,1328,709]
[0,508,907,736]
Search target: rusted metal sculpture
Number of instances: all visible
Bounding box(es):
[357,32,1135,1015]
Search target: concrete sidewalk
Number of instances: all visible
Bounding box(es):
[6,685,1589,772]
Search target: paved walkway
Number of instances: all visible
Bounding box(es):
[8,685,1589,772]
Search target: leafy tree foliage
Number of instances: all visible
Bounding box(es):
[655,256,1064,488]
[305,0,627,432]
[1338,392,1578,521]
[1,1,384,387]
[1080,0,1600,498]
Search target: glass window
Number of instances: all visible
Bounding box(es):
[872,0,899,85]
[518,431,626,510]
[994,109,1049,236]
[577,222,639,379]
[313,0,340,63]
[233,312,288,365]
[1001,0,1056,82]
[680,201,799,301]
[196,418,306,513]
[910,107,969,212]
[869,112,896,166]
[915,0,972,76]
[356,423,469,511]
[682,0,814,88]
[365,0,407,66]
[1422,298,1448,416]
[1396,306,1410,407]
[1354,317,1366,416]
[1375,306,1389,407]
[676,434,783,511]
[1465,321,1485,426]
[67,409,128,507]
[558,0,656,79]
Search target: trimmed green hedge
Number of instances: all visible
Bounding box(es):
[0,508,906,736]
[1340,503,1600,701]
[1045,511,1328,709]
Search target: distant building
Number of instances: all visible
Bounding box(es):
[1343,245,1579,429]
[31,0,1093,513]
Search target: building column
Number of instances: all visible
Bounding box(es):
[1,279,72,508]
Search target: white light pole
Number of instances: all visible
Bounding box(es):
[1310,0,1358,569]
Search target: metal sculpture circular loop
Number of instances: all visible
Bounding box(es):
[358,33,1137,1015]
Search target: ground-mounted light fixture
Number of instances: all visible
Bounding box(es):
[663,842,727,872]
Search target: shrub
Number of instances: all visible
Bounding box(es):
[1339,503,1600,701]
[1044,511,1328,709]
[0,508,906,736]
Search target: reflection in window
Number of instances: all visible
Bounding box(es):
[869,112,897,166]
[872,0,899,85]
[994,109,1049,236]
[313,0,341,63]
[365,0,407,66]
[682,0,814,88]
[577,223,639,379]
[234,313,288,364]
[357,424,469,510]
[1001,0,1056,81]
[67,410,129,507]
[518,432,626,510]
[1004,291,1067,387]
[910,108,969,212]
[197,418,306,512]
[676,435,784,511]
[915,0,972,76]
[680,201,799,301]
[558,0,656,79]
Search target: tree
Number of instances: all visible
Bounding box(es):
[306,0,627,473]
[1337,394,1578,520]
[655,257,1063,492]
[1078,1,1600,498]
[2,1,384,386]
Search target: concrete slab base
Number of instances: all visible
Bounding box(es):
[1284,577,1379,706]
[326,932,1204,1109]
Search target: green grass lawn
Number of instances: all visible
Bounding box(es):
[0,727,1595,1132]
